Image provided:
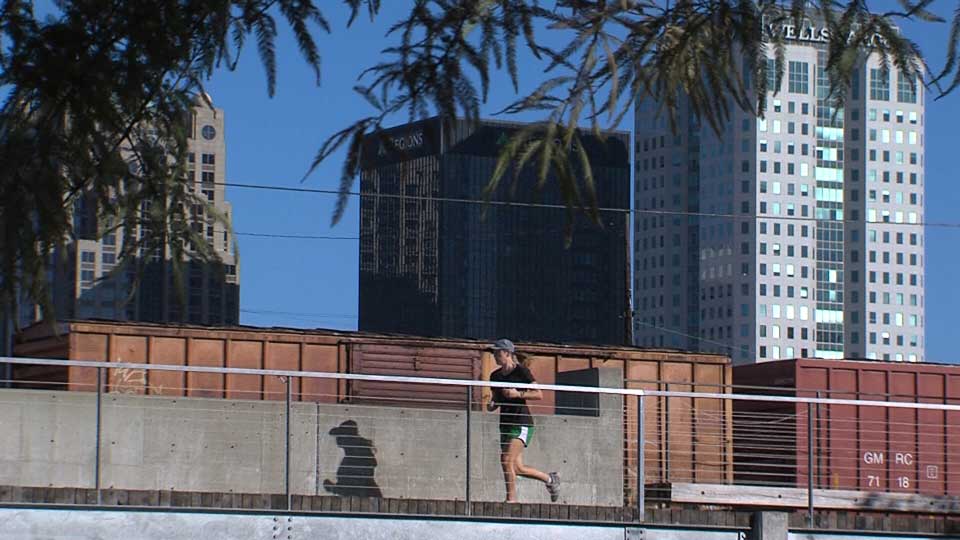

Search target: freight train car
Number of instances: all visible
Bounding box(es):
[10,319,735,489]
[734,358,960,498]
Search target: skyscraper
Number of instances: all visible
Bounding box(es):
[359,117,631,345]
[7,97,239,335]
[634,21,925,363]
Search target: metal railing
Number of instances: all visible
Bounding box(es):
[2,356,960,524]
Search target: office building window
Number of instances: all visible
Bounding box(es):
[766,59,778,92]
[870,68,890,100]
[897,72,917,103]
[788,61,809,94]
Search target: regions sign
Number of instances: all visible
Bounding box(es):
[361,118,439,168]
[376,131,425,157]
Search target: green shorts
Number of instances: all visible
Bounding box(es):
[500,424,535,448]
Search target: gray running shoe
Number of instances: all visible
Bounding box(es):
[546,472,561,502]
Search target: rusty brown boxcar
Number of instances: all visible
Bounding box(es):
[11,319,734,488]
[733,358,960,498]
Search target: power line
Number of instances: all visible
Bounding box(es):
[219,181,960,230]
[235,232,359,240]
[240,308,938,363]
[240,307,753,357]
[241,308,357,319]
[634,319,756,358]
[219,179,929,360]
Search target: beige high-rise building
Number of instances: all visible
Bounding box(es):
[633,20,925,363]
[11,97,239,334]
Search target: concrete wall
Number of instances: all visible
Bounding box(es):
[0,508,746,540]
[0,369,623,506]
[1,507,945,540]
[0,390,97,488]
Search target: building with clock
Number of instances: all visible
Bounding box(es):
[5,96,239,338]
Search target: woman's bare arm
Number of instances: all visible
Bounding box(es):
[519,389,542,400]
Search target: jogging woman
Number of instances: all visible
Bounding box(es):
[486,338,560,503]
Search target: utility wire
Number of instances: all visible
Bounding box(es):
[634,319,756,358]
[238,308,754,358]
[238,308,939,364]
[241,308,357,319]
[235,232,359,240]
[220,179,929,360]
[218,180,960,230]
[239,305,747,356]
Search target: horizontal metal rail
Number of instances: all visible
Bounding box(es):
[626,377,960,401]
[1,356,636,397]
[5,356,960,411]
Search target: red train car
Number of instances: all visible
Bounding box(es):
[10,319,734,490]
[734,358,960,497]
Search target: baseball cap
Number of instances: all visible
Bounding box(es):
[490,338,516,353]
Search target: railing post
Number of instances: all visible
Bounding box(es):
[807,392,815,527]
[285,376,292,511]
[637,394,645,523]
[465,385,472,516]
[663,383,670,480]
[95,366,103,505]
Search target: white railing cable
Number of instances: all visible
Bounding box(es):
[5,356,960,412]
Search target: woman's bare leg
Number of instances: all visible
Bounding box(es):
[500,442,518,502]
[511,440,550,483]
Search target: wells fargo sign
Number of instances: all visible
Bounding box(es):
[765,21,890,47]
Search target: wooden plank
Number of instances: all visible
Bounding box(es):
[522,503,534,519]
[173,491,193,507]
[0,486,17,502]
[126,489,157,507]
[669,483,960,513]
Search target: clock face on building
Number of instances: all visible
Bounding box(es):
[201,125,217,140]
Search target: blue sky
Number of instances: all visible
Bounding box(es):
[204,3,959,363]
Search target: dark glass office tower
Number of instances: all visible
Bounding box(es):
[359,117,630,345]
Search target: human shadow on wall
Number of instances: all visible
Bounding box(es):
[323,419,383,498]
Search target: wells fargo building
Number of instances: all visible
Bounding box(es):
[358,117,630,345]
